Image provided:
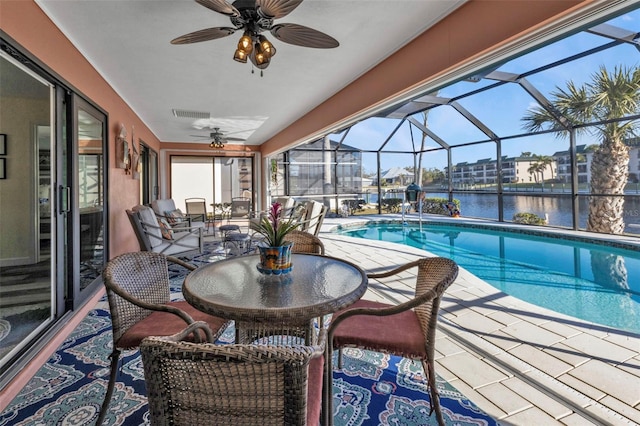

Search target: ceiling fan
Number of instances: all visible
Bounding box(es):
[191,127,246,148]
[171,0,339,72]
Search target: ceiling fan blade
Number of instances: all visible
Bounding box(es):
[256,0,303,19]
[171,27,236,44]
[195,0,240,17]
[270,23,339,48]
[225,137,246,141]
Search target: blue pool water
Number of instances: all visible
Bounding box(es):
[340,222,640,333]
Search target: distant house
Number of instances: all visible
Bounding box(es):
[379,167,413,186]
[361,176,373,187]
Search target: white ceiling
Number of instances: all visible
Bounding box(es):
[35,0,465,147]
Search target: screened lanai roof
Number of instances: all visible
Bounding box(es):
[317,6,640,163]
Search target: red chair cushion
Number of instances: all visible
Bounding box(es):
[116,301,228,348]
[306,354,324,425]
[332,299,427,359]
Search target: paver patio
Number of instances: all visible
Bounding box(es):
[319,215,640,425]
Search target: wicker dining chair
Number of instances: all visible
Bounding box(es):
[96,252,230,425]
[284,229,326,255]
[140,321,327,426]
[323,257,458,426]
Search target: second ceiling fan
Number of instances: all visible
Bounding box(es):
[171,0,339,71]
[192,127,245,148]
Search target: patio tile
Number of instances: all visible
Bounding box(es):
[508,344,574,378]
[475,382,533,415]
[598,395,640,424]
[555,374,606,401]
[482,330,524,352]
[434,336,468,358]
[615,354,640,379]
[559,413,604,425]
[583,403,639,426]
[437,352,509,389]
[501,320,566,347]
[501,377,573,420]
[484,309,523,327]
[447,309,505,334]
[445,379,508,420]
[501,406,565,425]
[538,320,584,339]
[434,362,460,383]
[603,332,640,352]
[562,333,637,363]
[569,359,640,406]
[542,342,593,368]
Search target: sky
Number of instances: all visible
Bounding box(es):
[327,7,640,174]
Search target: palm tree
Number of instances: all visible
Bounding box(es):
[535,155,555,185]
[527,162,541,183]
[522,65,640,234]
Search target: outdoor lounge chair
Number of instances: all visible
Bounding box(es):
[184,197,216,234]
[151,198,205,229]
[323,257,459,426]
[97,252,230,425]
[127,205,204,256]
[300,200,328,236]
[140,321,326,425]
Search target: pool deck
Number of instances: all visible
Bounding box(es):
[320,214,640,425]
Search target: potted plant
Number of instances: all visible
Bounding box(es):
[250,202,300,274]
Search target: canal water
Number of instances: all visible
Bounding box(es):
[364,191,640,234]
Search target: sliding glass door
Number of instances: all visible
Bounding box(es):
[0,53,55,372]
[0,44,107,378]
[139,143,158,205]
[74,97,106,299]
[170,155,254,212]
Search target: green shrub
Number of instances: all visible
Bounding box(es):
[341,199,365,215]
[513,212,547,225]
[420,197,460,215]
[379,198,403,213]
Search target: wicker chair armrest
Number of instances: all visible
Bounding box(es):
[106,282,196,328]
[366,258,423,279]
[161,321,216,343]
[165,255,197,271]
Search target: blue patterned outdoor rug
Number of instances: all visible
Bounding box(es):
[0,244,498,425]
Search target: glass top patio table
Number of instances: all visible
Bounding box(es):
[182,253,367,344]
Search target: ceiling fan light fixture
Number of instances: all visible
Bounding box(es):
[171,0,339,76]
[253,42,270,68]
[233,48,248,63]
[238,31,253,52]
[258,35,276,57]
[209,140,224,149]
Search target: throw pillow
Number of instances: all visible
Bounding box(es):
[164,209,185,225]
[157,217,174,240]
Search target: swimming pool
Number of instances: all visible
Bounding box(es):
[339,221,640,333]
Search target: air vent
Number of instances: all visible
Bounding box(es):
[172,109,211,119]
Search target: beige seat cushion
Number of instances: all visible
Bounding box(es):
[151,199,177,216]
[133,205,163,248]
